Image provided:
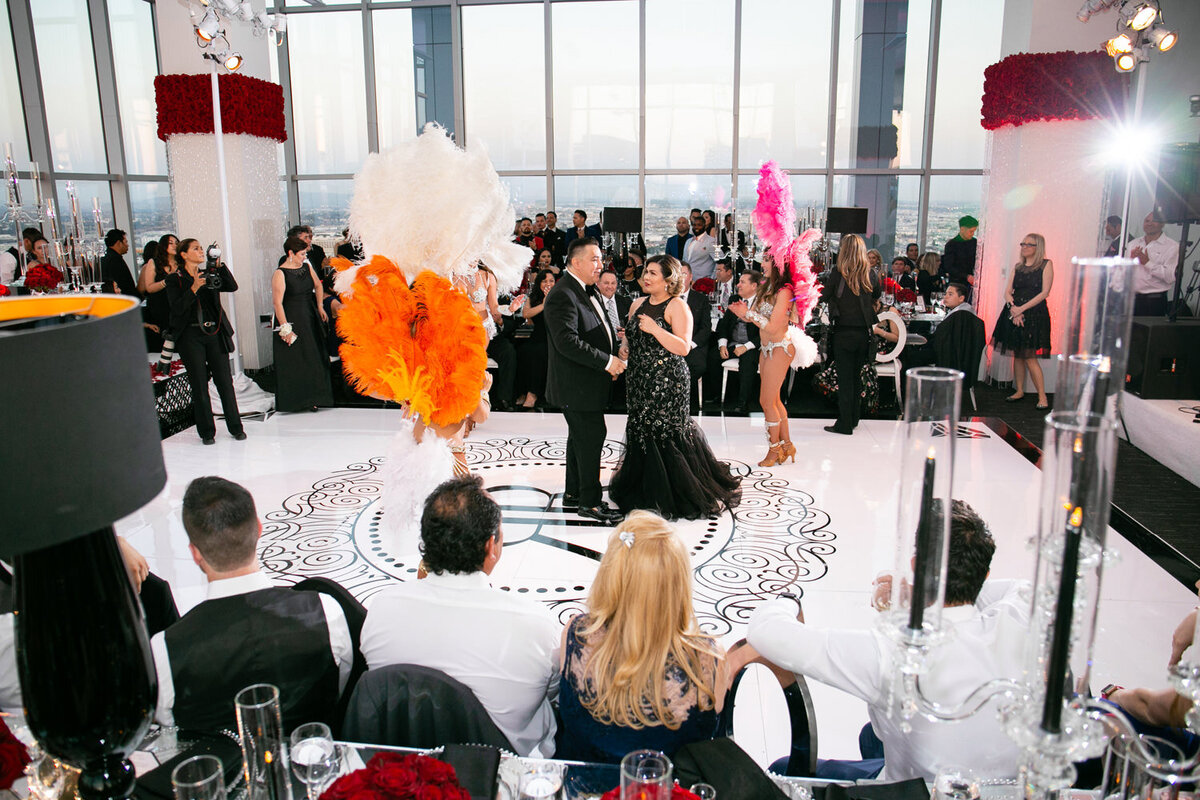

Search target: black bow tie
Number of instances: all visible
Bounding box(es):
[585,284,599,299]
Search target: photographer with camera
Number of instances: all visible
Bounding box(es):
[167,238,245,445]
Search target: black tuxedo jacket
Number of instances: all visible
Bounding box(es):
[715,309,760,349]
[101,248,138,296]
[683,290,712,372]
[564,224,604,249]
[544,275,616,412]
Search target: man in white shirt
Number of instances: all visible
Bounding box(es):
[0,227,40,284]
[713,259,736,310]
[150,477,354,731]
[745,500,1028,781]
[1126,210,1180,316]
[683,215,718,281]
[360,476,562,758]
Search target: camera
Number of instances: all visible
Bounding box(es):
[200,242,224,290]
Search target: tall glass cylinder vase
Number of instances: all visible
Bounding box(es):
[234,685,293,800]
[1007,411,1117,795]
[877,367,962,727]
[1055,258,1137,418]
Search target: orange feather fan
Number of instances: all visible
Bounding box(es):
[336,256,488,427]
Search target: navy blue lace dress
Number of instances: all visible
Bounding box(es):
[608,298,741,520]
[556,614,721,764]
[992,262,1051,359]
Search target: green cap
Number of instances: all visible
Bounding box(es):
[959,215,979,228]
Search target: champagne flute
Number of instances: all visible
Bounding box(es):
[289,723,336,800]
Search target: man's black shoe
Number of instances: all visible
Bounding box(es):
[561,493,580,509]
[201,437,216,445]
[579,503,623,524]
[733,404,748,414]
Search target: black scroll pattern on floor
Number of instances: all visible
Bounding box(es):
[257,436,839,636]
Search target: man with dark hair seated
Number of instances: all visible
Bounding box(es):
[903,283,984,401]
[360,475,561,757]
[151,477,354,731]
[709,270,764,413]
[742,500,1028,781]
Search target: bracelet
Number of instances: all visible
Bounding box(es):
[777,591,803,615]
[1100,683,1124,700]
[746,309,769,328]
[279,322,293,337]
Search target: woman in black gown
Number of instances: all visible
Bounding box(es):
[609,255,741,520]
[992,232,1053,409]
[515,269,556,409]
[272,234,334,412]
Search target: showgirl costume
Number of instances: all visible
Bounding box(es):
[332,124,532,553]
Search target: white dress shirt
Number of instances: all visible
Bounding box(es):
[0,246,23,284]
[0,615,21,712]
[150,571,354,726]
[748,580,1031,781]
[714,279,735,310]
[360,571,562,758]
[566,269,616,370]
[683,232,718,280]
[1125,234,1180,294]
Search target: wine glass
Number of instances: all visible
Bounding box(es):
[517,762,564,800]
[290,723,336,800]
[689,783,717,800]
[172,755,227,800]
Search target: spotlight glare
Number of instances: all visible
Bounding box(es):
[223,51,243,71]
[1101,123,1159,166]
[1115,51,1137,71]
[1129,2,1157,30]
[1105,33,1134,55]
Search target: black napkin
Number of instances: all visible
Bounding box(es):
[818,778,929,800]
[673,737,789,800]
[440,743,500,800]
[133,731,244,800]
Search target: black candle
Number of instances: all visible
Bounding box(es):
[1090,367,1110,417]
[1041,505,1083,734]
[908,451,936,632]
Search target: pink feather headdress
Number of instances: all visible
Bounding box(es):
[750,161,822,327]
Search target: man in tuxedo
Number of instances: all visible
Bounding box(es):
[678,261,712,412]
[544,211,566,265]
[710,270,763,413]
[892,257,917,292]
[545,238,625,524]
[101,228,138,296]
[712,259,736,309]
[1103,216,1131,258]
[151,477,355,731]
[564,210,603,250]
[665,216,691,260]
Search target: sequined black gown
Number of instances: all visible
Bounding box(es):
[609,298,741,520]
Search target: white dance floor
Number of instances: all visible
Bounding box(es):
[118,408,1198,766]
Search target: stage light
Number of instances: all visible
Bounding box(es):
[1100,122,1159,166]
[1126,1,1158,31]
[1147,24,1178,51]
[1105,33,1134,55]
[195,10,220,41]
[222,51,244,71]
[1115,50,1138,71]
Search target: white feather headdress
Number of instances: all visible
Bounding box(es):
[347,123,530,292]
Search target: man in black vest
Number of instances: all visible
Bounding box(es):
[545,238,624,524]
[101,229,138,296]
[710,270,764,413]
[150,477,354,731]
[0,227,41,284]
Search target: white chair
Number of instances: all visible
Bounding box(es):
[719,358,740,403]
[874,311,907,412]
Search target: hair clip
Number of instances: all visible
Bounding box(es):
[619,530,634,549]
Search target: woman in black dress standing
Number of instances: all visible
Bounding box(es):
[609,255,740,520]
[272,234,334,412]
[167,238,244,445]
[515,269,556,410]
[821,234,881,436]
[993,232,1053,409]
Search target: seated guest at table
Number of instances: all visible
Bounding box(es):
[711,270,763,413]
[618,249,645,298]
[871,296,900,346]
[891,256,917,292]
[516,269,557,410]
[902,283,980,380]
[0,226,41,283]
[744,500,1026,781]
[167,238,245,444]
[916,252,939,305]
[866,248,882,276]
[557,512,726,763]
[666,216,691,260]
[712,259,736,310]
[906,242,919,263]
[360,476,561,757]
[534,246,559,277]
[151,477,354,731]
[101,228,138,296]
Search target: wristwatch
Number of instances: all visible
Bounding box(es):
[1100,684,1124,700]
[777,591,803,615]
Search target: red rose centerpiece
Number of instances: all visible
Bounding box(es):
[24,264,64,293]
[0,718,31,790]
[320,753,470,800]
[692,277,716,296]
[882,277,917,306]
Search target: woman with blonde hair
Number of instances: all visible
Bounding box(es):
[821,234,881,435]
[992,232,1053,409]
[557,511,726,763]
[729,249,798,465]
[916,251,940,305]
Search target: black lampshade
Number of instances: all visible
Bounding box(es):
[0,296,167,552]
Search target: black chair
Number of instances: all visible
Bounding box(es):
[720,639,819,778]
[933,311,986,412]
[291,577,369,735]
[341,664,514,751]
